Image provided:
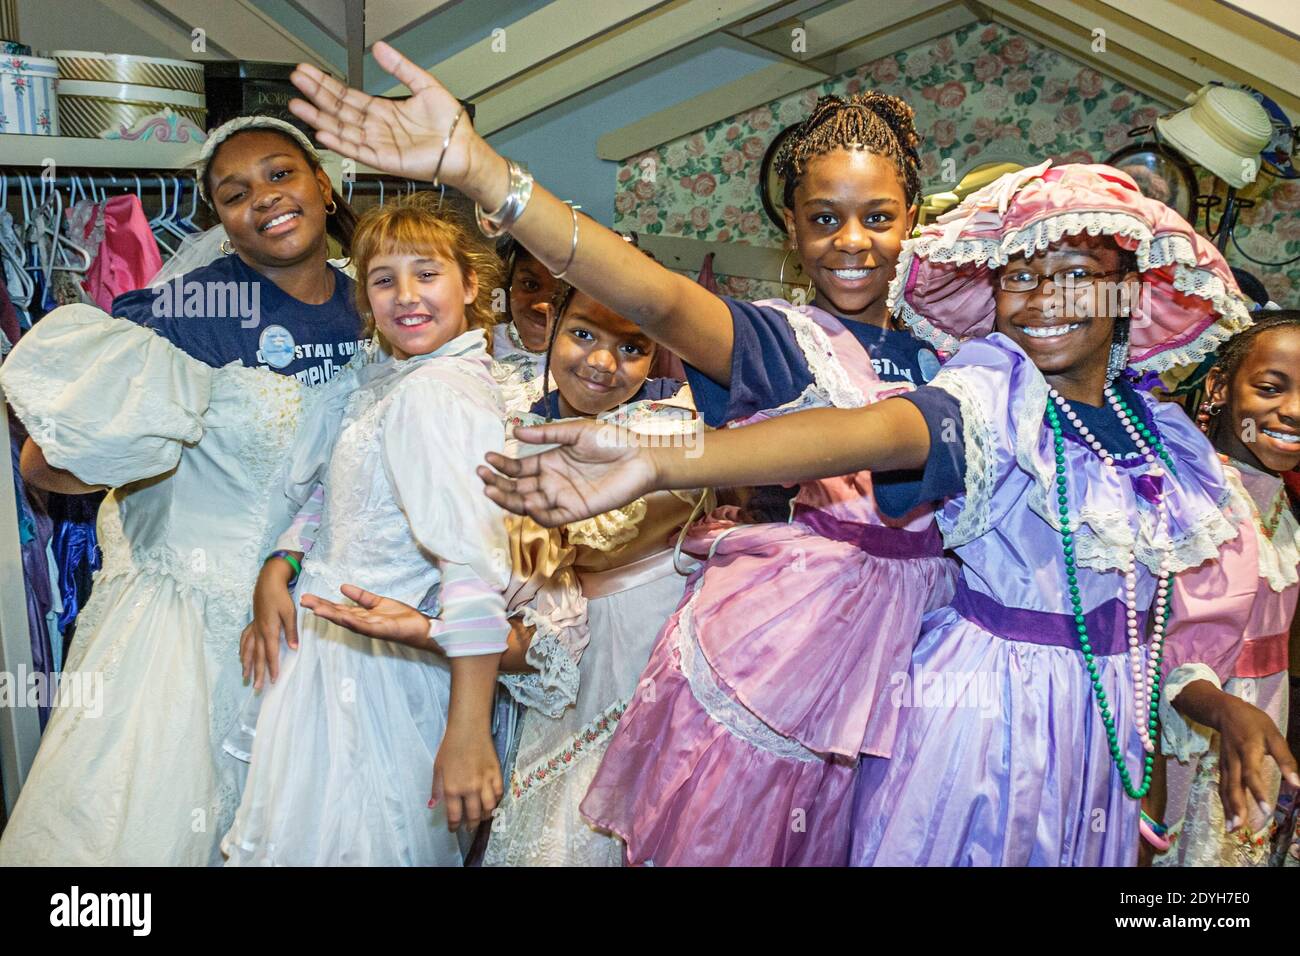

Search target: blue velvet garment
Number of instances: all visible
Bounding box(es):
[50,492,104,643]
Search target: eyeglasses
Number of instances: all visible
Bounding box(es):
[998,269,1127,294]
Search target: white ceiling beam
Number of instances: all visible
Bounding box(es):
[825,1,974,75]
[1014,0,1300,117]
[143,0,334,69]
[382,0,675,98]
[733,0,832,37]
[366,0,463,45]
[597,1,974,160]
[284,0,347,46]
[745,0,954,62]
[1216,0,1300,41]
[1093,0,1300,101]
[472,0,795,135]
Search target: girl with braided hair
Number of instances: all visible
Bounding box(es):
[286,46,953,864]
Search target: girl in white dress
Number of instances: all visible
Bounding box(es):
[0,116,363,866]
[222,195,511,866]
[305,283,706,866]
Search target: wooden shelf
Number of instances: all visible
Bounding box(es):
[0,133,203,169]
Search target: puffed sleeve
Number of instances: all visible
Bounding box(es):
[916,337,1025,548]
[381,364,510,656]
[0,304,212,487]
[1159,471,1257,762]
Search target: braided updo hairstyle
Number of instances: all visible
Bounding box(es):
[1199,310,1300,439]
[774,91,923,209]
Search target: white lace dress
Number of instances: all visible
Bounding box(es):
[484,391,703,867]
[0,305,340,866]
[490,321,549,415]
[221,330,511,866]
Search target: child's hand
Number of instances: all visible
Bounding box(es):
[478,419,658,527]
[301,584,444,654]
[431,726,502,833]
[240,556,299,689]
[1215,694,1300,831]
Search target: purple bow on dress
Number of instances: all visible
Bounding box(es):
[1132,470,1165,504]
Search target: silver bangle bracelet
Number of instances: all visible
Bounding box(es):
[550,204,579,279]
[475,160,533,238]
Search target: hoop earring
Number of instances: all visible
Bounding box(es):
[778,249,815,302]
[220,239,235,255]
[324,199,338,215]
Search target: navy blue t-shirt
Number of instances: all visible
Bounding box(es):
[111,254,365,385]
[683,297,942,428]
[530,377,684,418]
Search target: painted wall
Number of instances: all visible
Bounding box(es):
[611,21,1300,307]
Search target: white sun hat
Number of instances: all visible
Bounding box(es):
[1156,84,1272,189]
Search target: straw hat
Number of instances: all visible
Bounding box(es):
[1156,85,1271,189]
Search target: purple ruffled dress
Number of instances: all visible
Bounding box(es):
[580,300,957,866]
[850,336,1236,866]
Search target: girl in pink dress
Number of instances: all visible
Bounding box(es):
[1155,312,1300,865]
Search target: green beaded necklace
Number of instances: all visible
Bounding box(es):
[1044,386,1177,800]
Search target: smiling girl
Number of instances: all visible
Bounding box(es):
[0,116,364,866]
[1155,312,1300,866]
[220,195,511,866]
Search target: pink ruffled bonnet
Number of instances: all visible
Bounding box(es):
[887,161,1252,372]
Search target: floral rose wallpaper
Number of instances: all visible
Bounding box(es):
[613,21,1299,306]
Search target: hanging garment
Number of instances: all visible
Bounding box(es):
[10,434,56,729]
[0,280,18,359]
[77,195,163,312]
[48,491,102,654]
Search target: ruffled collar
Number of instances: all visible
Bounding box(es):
[1222,457,1300,592]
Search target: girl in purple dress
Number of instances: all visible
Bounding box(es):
[285,44,954,865]
[481,163,1295,865]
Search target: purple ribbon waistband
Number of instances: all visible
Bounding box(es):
[951,578,1146,656]
[792,505,944,560]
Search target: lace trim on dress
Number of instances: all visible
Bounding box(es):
[763,301,868,410]
[497,604,583,718]
[926,365,999,549]
[1223,468,1300,593]
[506,698,628,801]
[674,587,820,762]
[1160,662,1220,763]
[564,498,649,552]
[1007,365,1234,575]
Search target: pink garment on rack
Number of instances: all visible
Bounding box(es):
[72,195,164,311]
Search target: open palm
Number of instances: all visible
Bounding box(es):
[478,420,657,527]
[287,40,479,186]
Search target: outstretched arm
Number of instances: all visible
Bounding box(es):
[479,396,932,526]
[288,42,735,383]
